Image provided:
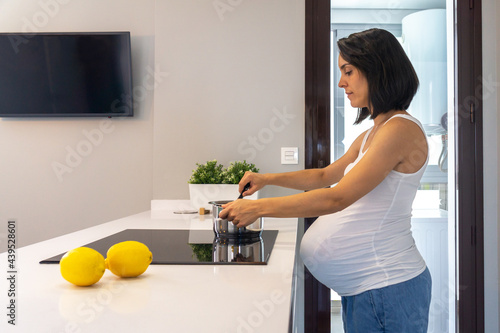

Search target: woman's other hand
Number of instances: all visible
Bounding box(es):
[218,199,260,228]
[239,171,267,197]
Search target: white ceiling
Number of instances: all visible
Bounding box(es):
[331,0,446,9]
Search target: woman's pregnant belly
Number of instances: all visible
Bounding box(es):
[299,212,424,296]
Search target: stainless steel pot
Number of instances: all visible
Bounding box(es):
[209,200,263,238]
[212,237,265,263]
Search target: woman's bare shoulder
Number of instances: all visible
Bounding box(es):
[378,117,428,172]
[347,128,371,154]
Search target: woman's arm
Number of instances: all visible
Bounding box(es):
[239,131,366,196]
[221,119,426,227]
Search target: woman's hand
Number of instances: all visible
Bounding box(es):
[218,199,260,228]
[239,171,267,197]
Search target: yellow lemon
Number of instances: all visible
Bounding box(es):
[60,247,106,286]
[105,241,153,278]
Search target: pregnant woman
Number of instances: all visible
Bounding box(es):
[219,28,431,332]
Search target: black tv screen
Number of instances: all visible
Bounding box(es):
[0,32,133,117]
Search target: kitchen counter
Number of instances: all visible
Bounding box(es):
[0,201,299,333]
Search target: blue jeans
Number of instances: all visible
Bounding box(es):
[341,267,432,333]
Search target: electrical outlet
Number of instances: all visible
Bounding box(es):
[281,147,298,164]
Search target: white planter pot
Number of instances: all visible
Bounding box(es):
[188,184,259,210]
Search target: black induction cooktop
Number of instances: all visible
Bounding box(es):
[40,229,279,265]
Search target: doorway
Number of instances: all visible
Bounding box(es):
[330,2,453,332]
[304,0,484,332]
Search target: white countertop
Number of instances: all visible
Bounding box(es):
[0,201,299,333]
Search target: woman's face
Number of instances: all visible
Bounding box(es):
[338,55,369,109]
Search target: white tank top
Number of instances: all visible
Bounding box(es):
[300,114,428,296]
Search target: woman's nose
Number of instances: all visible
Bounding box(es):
[338,79,345,88]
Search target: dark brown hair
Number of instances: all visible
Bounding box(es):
[337,28,419,124]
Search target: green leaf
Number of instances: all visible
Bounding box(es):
[188,160,259,184]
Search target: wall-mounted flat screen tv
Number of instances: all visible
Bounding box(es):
[0,32,133,117]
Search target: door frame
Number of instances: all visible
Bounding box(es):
[304,0,485,332]
[304,1,332,332]
[455,0,484,332]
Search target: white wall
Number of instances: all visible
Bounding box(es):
[0,0,155,248]
[0,0,305,246]
[153,0,305,201]
[482,0,500,331]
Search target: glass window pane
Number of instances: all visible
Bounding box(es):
[330,1,455,332]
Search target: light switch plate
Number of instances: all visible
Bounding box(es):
[281,147,298,164]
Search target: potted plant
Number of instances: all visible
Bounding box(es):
[188,160,259,209]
